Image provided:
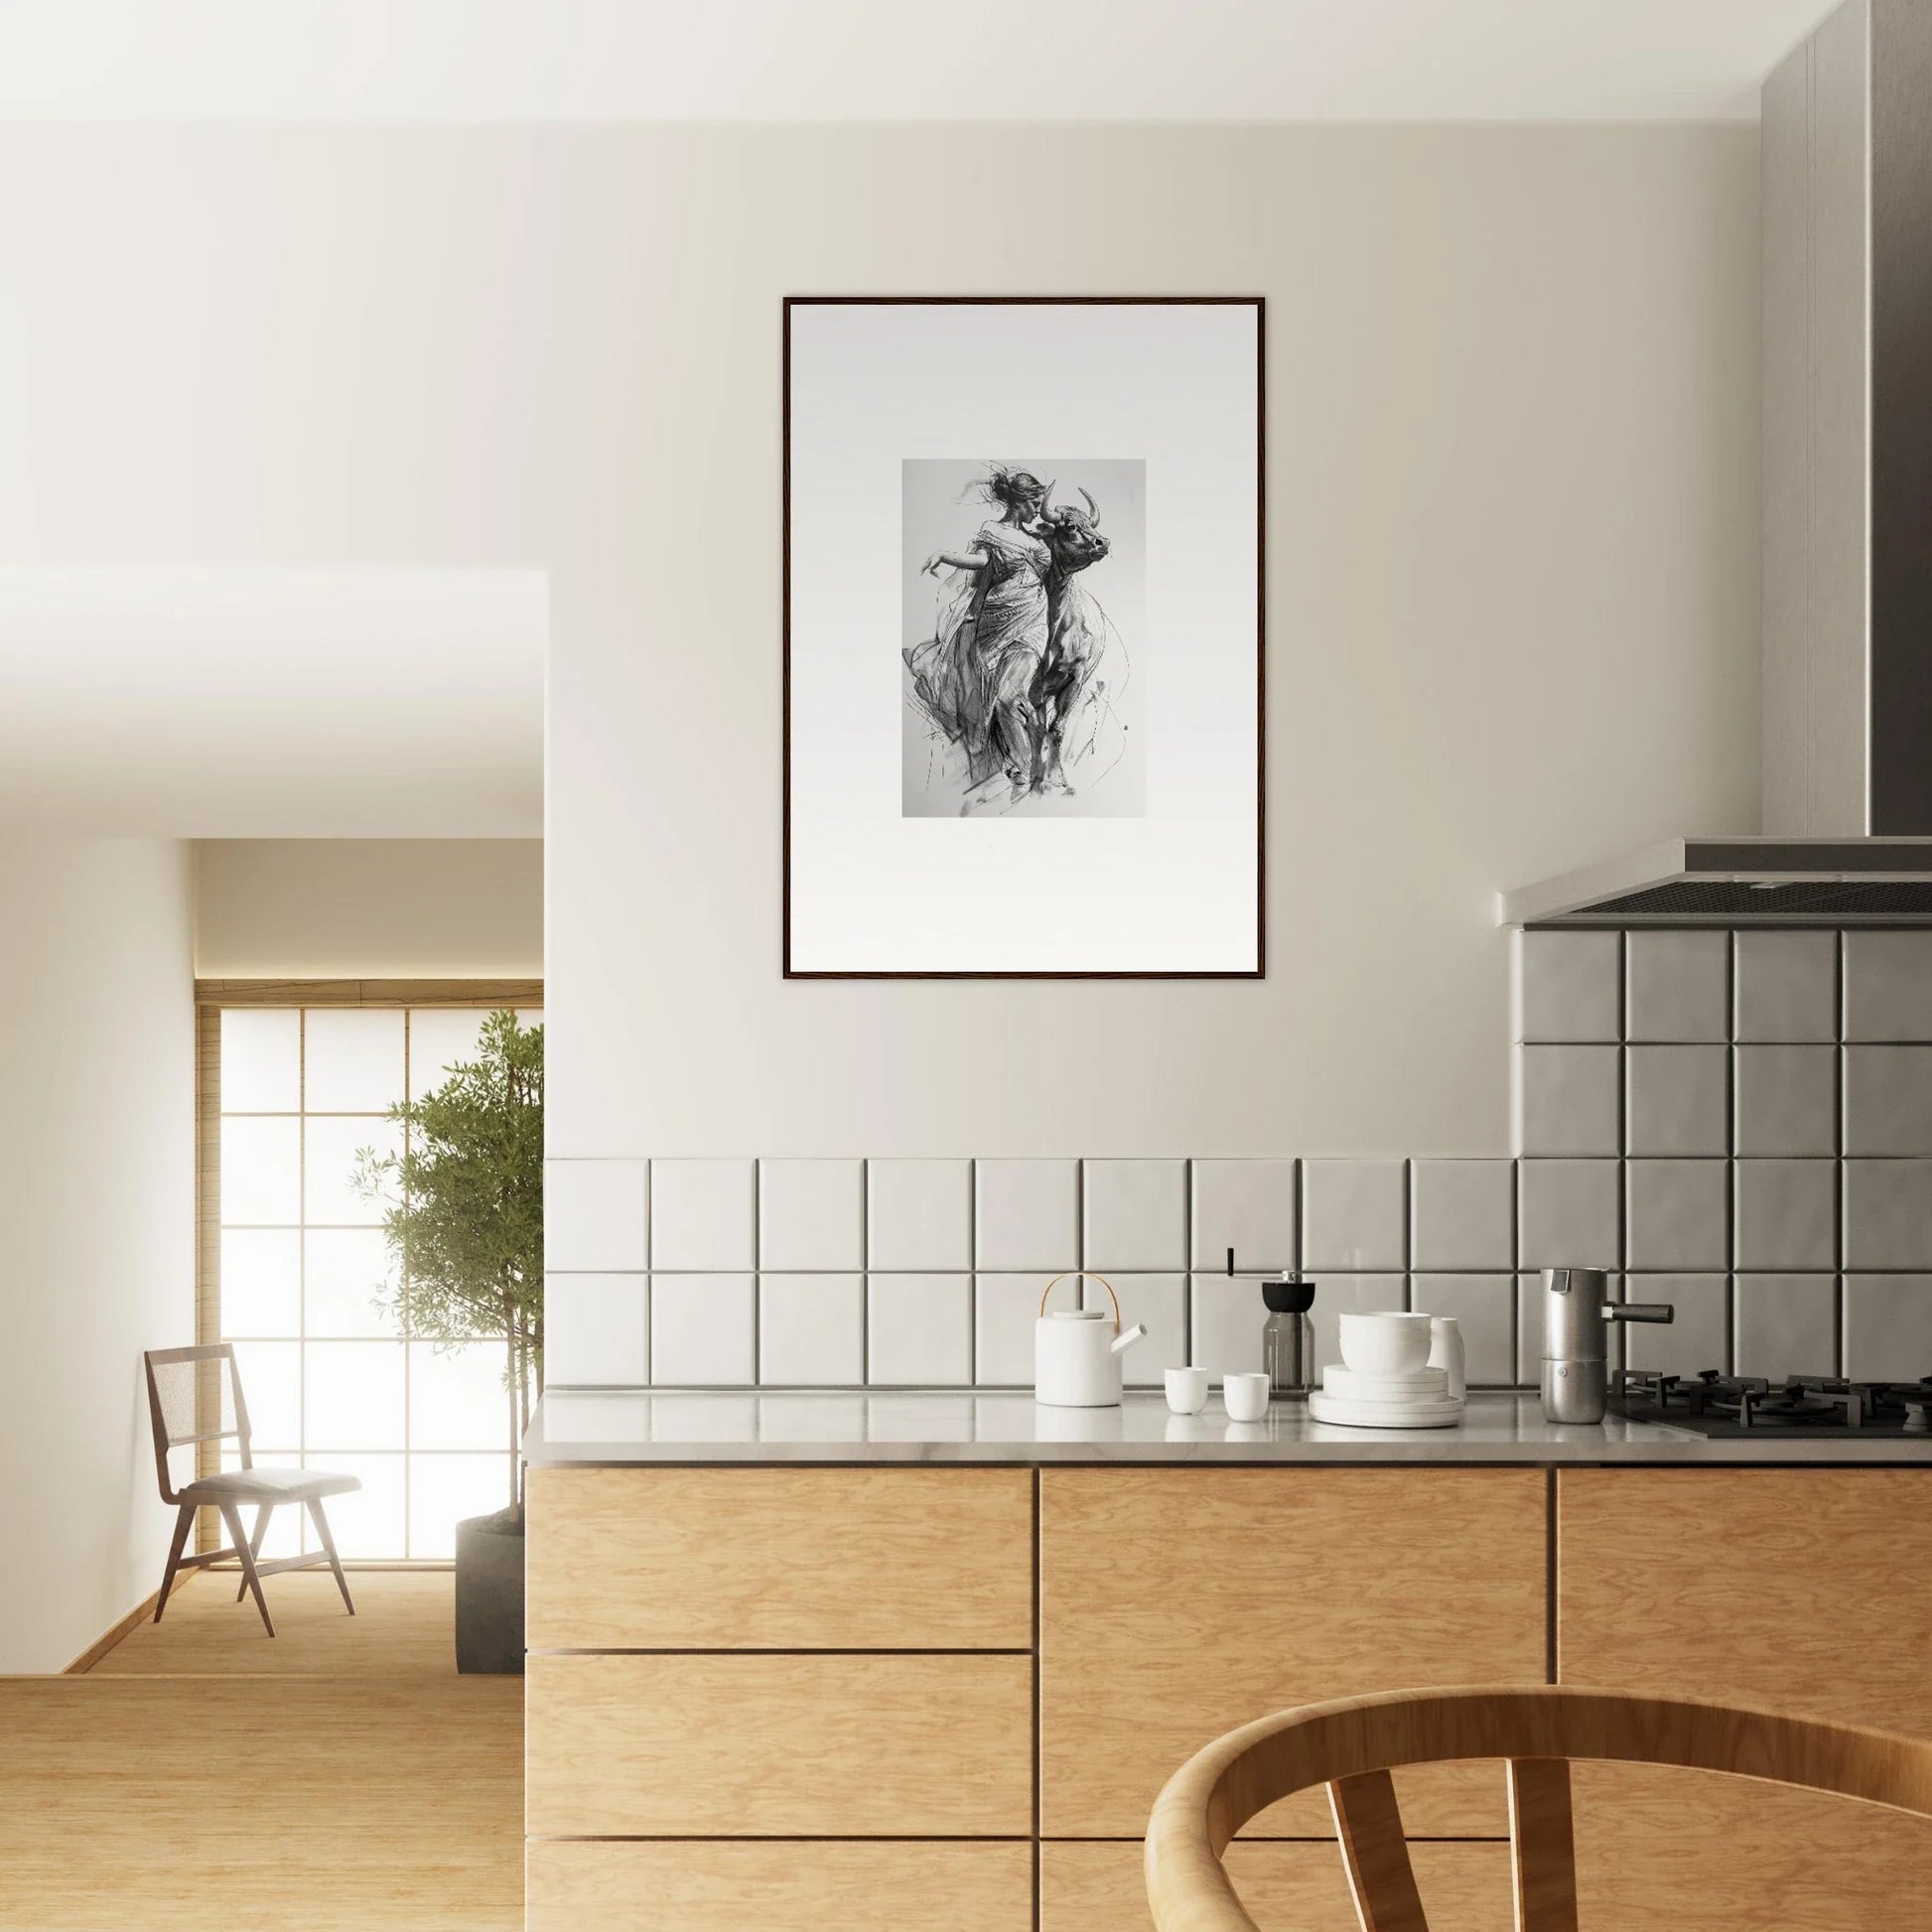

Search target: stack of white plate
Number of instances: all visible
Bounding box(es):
[1307,1311,1465,1429]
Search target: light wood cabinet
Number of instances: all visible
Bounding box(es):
[526,1466,1033,1649]
[1040,1840,1513,1932]
[526,1458,1932,1931]
[528,1841,1034,1932]
[526,1652,1034,1837]
[1558,1469,1932,1930]
[1038,1467,1547,1838]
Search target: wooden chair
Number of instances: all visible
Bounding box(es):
[1144,1684,1932,1932]
[143,1343,361,1638]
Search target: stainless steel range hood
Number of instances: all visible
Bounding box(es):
[1502,0,1932,928]
[1500,838,1932,927]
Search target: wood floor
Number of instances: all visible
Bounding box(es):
[91,1567,470,1677]
[0,1571,523,1931]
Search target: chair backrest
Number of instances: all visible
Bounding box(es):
[1144,1685,1932,1932]
[143,1344,252,1504]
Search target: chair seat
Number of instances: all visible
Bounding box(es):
[180,1466,361,1504]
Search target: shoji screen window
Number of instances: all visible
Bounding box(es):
[215,1002,536,1560]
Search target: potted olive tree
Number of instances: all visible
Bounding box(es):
[354,1009,542,1674]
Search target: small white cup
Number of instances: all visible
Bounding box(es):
[1165,1366,1210,1415]
[1222,1371,1271,1423]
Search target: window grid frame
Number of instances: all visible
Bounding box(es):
[197,979,542,1563]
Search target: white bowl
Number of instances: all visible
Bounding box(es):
[1337,1311,1436,1376]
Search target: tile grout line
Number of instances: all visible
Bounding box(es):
[968,1158,978,1387]
[1725,928,1737,1376]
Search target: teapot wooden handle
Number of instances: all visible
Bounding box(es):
[1038,1270,1122,1333]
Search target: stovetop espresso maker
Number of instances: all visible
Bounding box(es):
[1541,1267,1673,1424]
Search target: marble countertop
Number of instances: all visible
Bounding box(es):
[522,1390,1932,1465]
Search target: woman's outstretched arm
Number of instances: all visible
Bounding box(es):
[923,548,987,576]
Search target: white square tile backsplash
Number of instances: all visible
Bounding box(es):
[974,1273,1049,1385]
[1625,1161,1729,1272]
[544,1159,647,1273]
[1621,1274,1725,1378]
[1733,1045,1838,1157]
[1733,930,1838,1042]
[1516,1046,1621,1157]
[539,928,1932,1393]
[1845,1275,1932,1380]
[1410,1160,1514,1272]
[867,1274,972,1386]
[1189,1273,1265,1377]
[1519,1161,1620,1270]
[544,1273,648,1386]
[1843,1046,1932,1156]
[974,1160,1079,1272]
[1189,1159,1296,1272]
[1411,1274,1514,1386]
[1734,1274,1839,1381]
[1732,1161,1837,1271]
[1842,1161,1932,1270]
[1082,1160,1186,1272]
[650,1274,756,1384]
[758,1159,865,1271]
[1301,1160,1406,1270]
[866,1160,972,1271]
[1624,1046,1729,1158]
[1515,929,1620,1042]
[650,1160,757,1272]
[1843,931,1932,1042]
[1626,930,1729,1042]
[758,1273,864,1386]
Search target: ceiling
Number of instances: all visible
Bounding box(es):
[0,569,545,837]
[0,0,1840,123]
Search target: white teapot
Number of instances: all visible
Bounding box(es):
[1034,1272,1148,1408]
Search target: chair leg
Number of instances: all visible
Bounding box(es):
[235,1502,272,1602]
[218,1501,275,1637]
[153,1501,196,1624]
[308,1496,355,1616]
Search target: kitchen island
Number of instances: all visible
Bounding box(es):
[522,1391,1932,1932]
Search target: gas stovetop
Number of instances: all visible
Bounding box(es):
[1612,1370,1932,1439]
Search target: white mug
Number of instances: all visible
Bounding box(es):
[1222,1371,1271,1423]
[1165,1366,1210,1415]
[1427,1315,1466,1400]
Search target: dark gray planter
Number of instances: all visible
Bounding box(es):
[455,1505,525,1675]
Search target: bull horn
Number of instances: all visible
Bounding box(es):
[1078,486,1100,527]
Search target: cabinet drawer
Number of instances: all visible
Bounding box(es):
[528,1842,1034,1932]
[526,1466,1033,1649]
[1572,1765,1932,1932]
[1558,1469,1932,1727]
[1560,1469,1932,1930]
[526,1653,1034,1837]
[1040,1840,1512,1932]
[1039,1468,1546,1838]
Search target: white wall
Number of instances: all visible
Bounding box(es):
[195,839,544,977]
[0,841,195,1672]
[0,124,1760,1160]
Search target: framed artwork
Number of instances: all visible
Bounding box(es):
[783,297,1264,978]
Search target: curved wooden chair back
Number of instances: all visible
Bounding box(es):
[1144,1685,1932,1932]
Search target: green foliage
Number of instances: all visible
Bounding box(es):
[352,1011,544,1435]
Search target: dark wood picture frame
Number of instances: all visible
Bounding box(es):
[782,294,1266,980]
